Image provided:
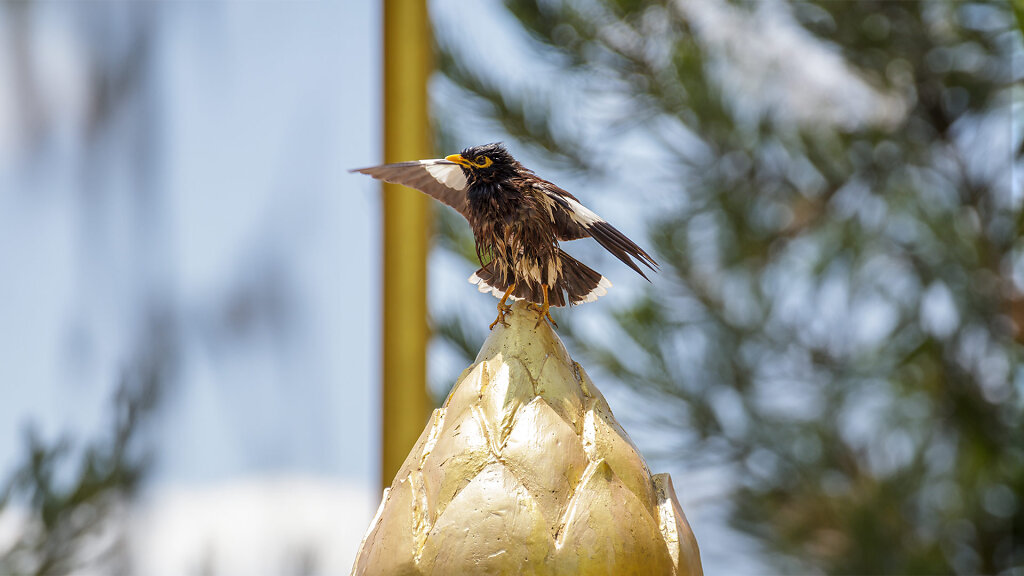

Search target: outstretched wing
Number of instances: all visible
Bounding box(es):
[351,160,470,218]
[536,182,659,281]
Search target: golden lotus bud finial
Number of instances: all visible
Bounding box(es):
[352,301,702,575]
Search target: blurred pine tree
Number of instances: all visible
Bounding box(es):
[0,327,169,576]
[432,1,1022,573]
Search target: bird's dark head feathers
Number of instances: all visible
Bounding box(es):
[446,143,522,185]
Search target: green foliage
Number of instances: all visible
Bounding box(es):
[433,0,1022,573]
[0,350,166,576]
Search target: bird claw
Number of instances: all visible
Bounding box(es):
[490,285,516,330]
[535,310,558,329]
[528,303,557,329]
[489,308,511,330]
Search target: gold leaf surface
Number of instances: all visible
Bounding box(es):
[352,301,702,575]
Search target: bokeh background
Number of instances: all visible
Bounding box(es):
[1,1,1021,575]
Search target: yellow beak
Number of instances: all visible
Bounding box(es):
[445,154,473,168]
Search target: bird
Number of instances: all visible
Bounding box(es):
[352,143,657,329]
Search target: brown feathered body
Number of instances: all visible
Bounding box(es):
[351,143,657,310]
[466,169,600,307]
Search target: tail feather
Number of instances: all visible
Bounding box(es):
[468,251,612,308]
[558,252,611,305]
[469,262,519,301]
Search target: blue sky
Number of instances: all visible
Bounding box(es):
[0,0,383,490]
[0,2,388,571]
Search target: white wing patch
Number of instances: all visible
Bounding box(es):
[422,160,468,191]
[574,276,612,304]
[563,196,603,226]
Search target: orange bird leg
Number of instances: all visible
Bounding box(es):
[489,283,517,330]
[535,284,558,329]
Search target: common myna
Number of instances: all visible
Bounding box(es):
[353,143,657,329]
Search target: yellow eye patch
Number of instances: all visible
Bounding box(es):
[473,156,493,168]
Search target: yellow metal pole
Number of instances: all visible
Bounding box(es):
[381,0,432,490]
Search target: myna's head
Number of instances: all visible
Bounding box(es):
[446,143,521,185]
